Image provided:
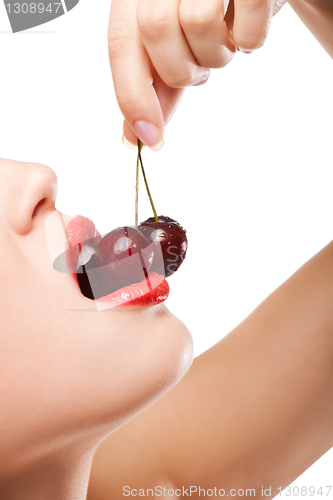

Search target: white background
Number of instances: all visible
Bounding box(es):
[0,0,332,492]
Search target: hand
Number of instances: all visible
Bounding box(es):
[108,0,286,151]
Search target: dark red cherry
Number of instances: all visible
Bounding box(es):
[138,216,187,278]
[92,226,154,289]
[76,262,118,300]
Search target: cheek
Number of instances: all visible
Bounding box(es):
[0,246,31,336]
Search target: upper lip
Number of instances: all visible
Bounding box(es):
[63,214,101,274]
[49,213,100,274]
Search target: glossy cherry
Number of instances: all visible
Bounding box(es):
[91,226,154,289]
[138,216,188,277]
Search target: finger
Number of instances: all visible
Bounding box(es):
[122,122,139,149]
[232,0,273,51]
[122,71,185,149]
[137,0,210,89]
[108,0,164,150]
[152,69,185,125]
[179,0,236,68]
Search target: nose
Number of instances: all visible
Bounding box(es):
[0,158,58,235]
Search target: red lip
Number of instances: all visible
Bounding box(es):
[64,215,101,273]
[94,271,169,310]
[63,215,169,309]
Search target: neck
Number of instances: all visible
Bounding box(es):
[0,441,97,500]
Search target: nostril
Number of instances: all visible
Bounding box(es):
[32,198,47,219]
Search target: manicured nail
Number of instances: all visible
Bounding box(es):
[194,77,209,87]
[134,120,163,150]
[237,48,252,54]
[122,134,137,151]
[150,138,165,152]
[194,70,210,87]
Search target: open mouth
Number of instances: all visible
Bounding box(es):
[59,215,170,309]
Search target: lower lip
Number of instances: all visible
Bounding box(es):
[95,271,169,310]
[65,216,170,309]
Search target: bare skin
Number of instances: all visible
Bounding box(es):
[88,239,333,499]
[288,0,333,57]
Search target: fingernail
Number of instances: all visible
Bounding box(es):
[150,139,165,152]
[237,48,252,54]
[122,134,137,151]
[134,120,163,150]
[194,77,209,87]
[194,70,210,87]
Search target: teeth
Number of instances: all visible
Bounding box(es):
[76,244,96,270]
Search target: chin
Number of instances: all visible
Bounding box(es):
[93,303,193,435]
[41,302,194,442]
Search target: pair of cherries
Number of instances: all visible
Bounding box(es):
[77,140,188,299]
[77,216,188,299]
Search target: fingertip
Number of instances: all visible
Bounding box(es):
[193,76,209,87]
[134,120,164,151]
[122,121,139,148]
[122,134,138,151]
[150,138,165,152]
[232,0,272,52]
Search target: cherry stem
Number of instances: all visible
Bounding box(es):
[135,141,141,228]
[137,139,159,224]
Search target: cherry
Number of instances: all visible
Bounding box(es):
[92,226,154,289]
[76,143,188,300]
[138,216,187,278]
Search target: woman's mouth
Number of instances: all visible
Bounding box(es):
[54,213,170,310]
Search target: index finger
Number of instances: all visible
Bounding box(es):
[108,0,164,150]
